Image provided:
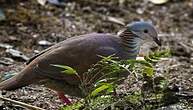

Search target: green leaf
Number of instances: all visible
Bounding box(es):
[151,49,171,59]
[144,56,158,63]
[90,83,113,97]
[126,59,153,68]
[143,66,154,77]
[106,86,114,93]
[51,64,77,75]
[61,101,83,110]
[95,78,118,87]
[149,54,160,60]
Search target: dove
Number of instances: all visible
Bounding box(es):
[0,21,161,105]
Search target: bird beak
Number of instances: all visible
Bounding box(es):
[153,37,161,46]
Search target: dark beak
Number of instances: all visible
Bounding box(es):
[154,37,161,46]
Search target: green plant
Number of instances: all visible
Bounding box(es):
[58,50,173,110]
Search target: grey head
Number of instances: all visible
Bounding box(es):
[123,21,161,46]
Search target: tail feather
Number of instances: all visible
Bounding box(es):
[0,67,42,90]
[0,75,26,90]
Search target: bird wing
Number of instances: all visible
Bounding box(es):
[30,33,120,85]
[26,40,70,65]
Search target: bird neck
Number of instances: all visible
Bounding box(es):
[119,29,141,59]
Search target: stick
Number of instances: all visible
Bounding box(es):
[0,95,46,110]
[75,0,130,15]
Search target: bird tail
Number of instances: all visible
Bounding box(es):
[0,67,42,90]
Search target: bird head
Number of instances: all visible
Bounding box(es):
[123,21,161,46]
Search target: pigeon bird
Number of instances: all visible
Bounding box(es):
[0,21,161,105]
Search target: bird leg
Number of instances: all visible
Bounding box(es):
[57,92,72,105]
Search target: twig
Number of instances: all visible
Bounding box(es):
[0,95,46,110]
[91,11,125,26]
[175,92,193,99]
[136,57,170,61]
[75,0,130,15]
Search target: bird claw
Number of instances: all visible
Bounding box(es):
[57,92,72,105]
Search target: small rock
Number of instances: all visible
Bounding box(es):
[0,9,6,21]
[149,0,168,5]
[47,0,67,6]
[37,0,47,5]
[156,104,185,110]
[37,0,68,6]
[0,57,14,66]
[1,72,17,81]
[38,40,53,46]
[191,40,193,45]
[0,43,13,49]
[34,50,40,54]
[32,34,39,38]
[6,49,29,61]
[136,8,144,14]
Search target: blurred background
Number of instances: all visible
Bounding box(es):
[0,0,193,109]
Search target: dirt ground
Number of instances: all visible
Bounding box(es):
[0,0,193,109]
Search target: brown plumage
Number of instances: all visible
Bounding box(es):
[0,22,161,104]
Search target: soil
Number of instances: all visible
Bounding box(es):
[0,0,193,109]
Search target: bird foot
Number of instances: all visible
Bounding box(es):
[57,92,72,105]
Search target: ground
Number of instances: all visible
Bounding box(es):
[0,0,193,109]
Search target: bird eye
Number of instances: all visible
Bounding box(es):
[144,29,148,33]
